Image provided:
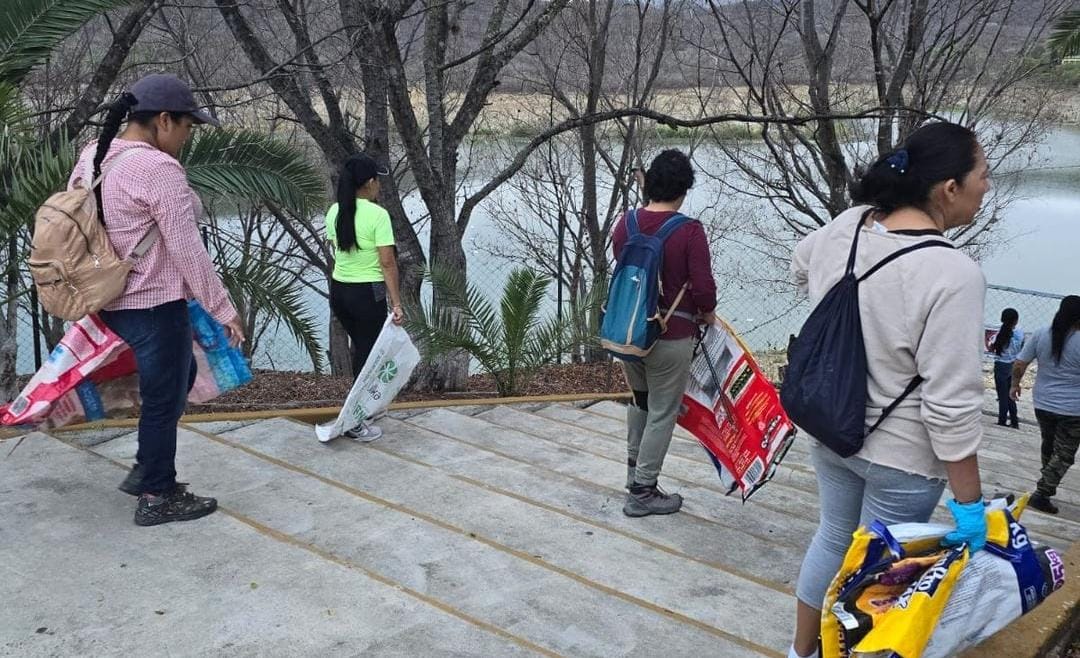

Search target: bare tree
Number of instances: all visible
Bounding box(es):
[689,0,1068,252]
[479,0,679,361]
[211,0,574,389]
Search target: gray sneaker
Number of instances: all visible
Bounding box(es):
[344,422,383,442]
[623,482,683,517]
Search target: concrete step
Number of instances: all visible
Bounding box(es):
[398,407,804,587]
[531,402,1080,546]
[583,401,1080,534]
[588,399,1080,502]
[0,433,537,657]
[91,420,778,657]
[477,401,820,535]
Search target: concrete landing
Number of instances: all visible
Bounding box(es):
[2,400,1077,657]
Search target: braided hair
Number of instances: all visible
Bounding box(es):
[91,92,138,222]
[90,92,187,223]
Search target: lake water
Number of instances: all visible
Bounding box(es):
[13,124,1080,374]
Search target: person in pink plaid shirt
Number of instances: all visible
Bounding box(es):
[68,74,244,527]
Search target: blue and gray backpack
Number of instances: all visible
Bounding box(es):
[599,209,692,361]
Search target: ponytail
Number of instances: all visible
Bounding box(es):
[992,308,1019,356]
[335,174,358,252]
[92,92,138,223]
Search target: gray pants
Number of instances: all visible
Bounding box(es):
[794,441,946,608]
[622,338,694,487]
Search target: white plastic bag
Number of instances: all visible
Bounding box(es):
[316,316,420,442]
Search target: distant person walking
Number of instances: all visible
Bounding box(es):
[69,74,245,526]
[1011,295,1080,515]
[611,149,717,517]
[787,122,989,658]
[325,154,404,441]
[992,307,1023,428]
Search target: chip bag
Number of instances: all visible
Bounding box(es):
[822,495,1066,658]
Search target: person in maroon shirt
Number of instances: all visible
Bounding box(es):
[612,150,717,517]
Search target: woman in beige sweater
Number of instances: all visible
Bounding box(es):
[787,122,990,658]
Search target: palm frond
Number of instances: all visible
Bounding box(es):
[426,264,503,347]
[0,0,136,85]
[215,244,326,372]
[407,287,503,371]
[500,268,549,372]
[181,129,325,218]
[408,265,573,396]
[1050,10,1080,58]
[0,82,28,133]
[522,316,563,362]
[0,133,75,238]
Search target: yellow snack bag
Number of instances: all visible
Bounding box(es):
[821,495,1064,658]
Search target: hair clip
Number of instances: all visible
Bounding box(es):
[885,149,909,175]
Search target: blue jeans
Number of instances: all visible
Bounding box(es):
[795,441,946,608]
[994,360,1018,425]
[100,300,196,494]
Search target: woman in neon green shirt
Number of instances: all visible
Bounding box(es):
[325,153,404,440]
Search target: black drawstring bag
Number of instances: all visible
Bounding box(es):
[780,217,953,457]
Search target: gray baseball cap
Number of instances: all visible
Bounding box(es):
[129,74,220,127]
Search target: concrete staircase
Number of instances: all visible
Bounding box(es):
[4,401,1079,657]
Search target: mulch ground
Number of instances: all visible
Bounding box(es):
[187,362,630,413]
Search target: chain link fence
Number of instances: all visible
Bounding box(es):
[8,247,1071,379]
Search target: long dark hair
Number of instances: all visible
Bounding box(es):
[334,155,379,252]
[993,308,1019,356]
[1051,295,1080,364]
[92,92,185,223]
[851,122,979,214]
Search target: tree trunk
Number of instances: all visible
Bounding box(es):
[412,203,470,392]
[329,317,352,377]
[1,237,18,402]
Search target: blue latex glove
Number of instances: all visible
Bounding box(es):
[942,498,987,553]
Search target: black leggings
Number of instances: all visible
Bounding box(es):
[330,279,387,379]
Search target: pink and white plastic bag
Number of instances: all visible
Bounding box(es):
[1,301,251,429]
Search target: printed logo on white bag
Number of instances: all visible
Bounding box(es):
[351,404,368,423]
[378,359,398,384]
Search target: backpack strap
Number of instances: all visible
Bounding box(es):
[859,238,953,433]
[129,225,160,259]
[82,148,159,258]
[653,212,693,332]
[653,213,691,242]
[626,208,640,237]
[867,375,923,435]
[656,283,690,333]
[844,212,868,276]
[83,148,142,190]
[858,240,954,282]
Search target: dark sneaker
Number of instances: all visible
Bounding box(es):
[118,464,145,496]
[135,486,218,526]
[623,482,683,517]
[1029,493,1059,515]
[119,465,188,498]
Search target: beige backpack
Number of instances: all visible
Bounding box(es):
[28,150,158,320]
